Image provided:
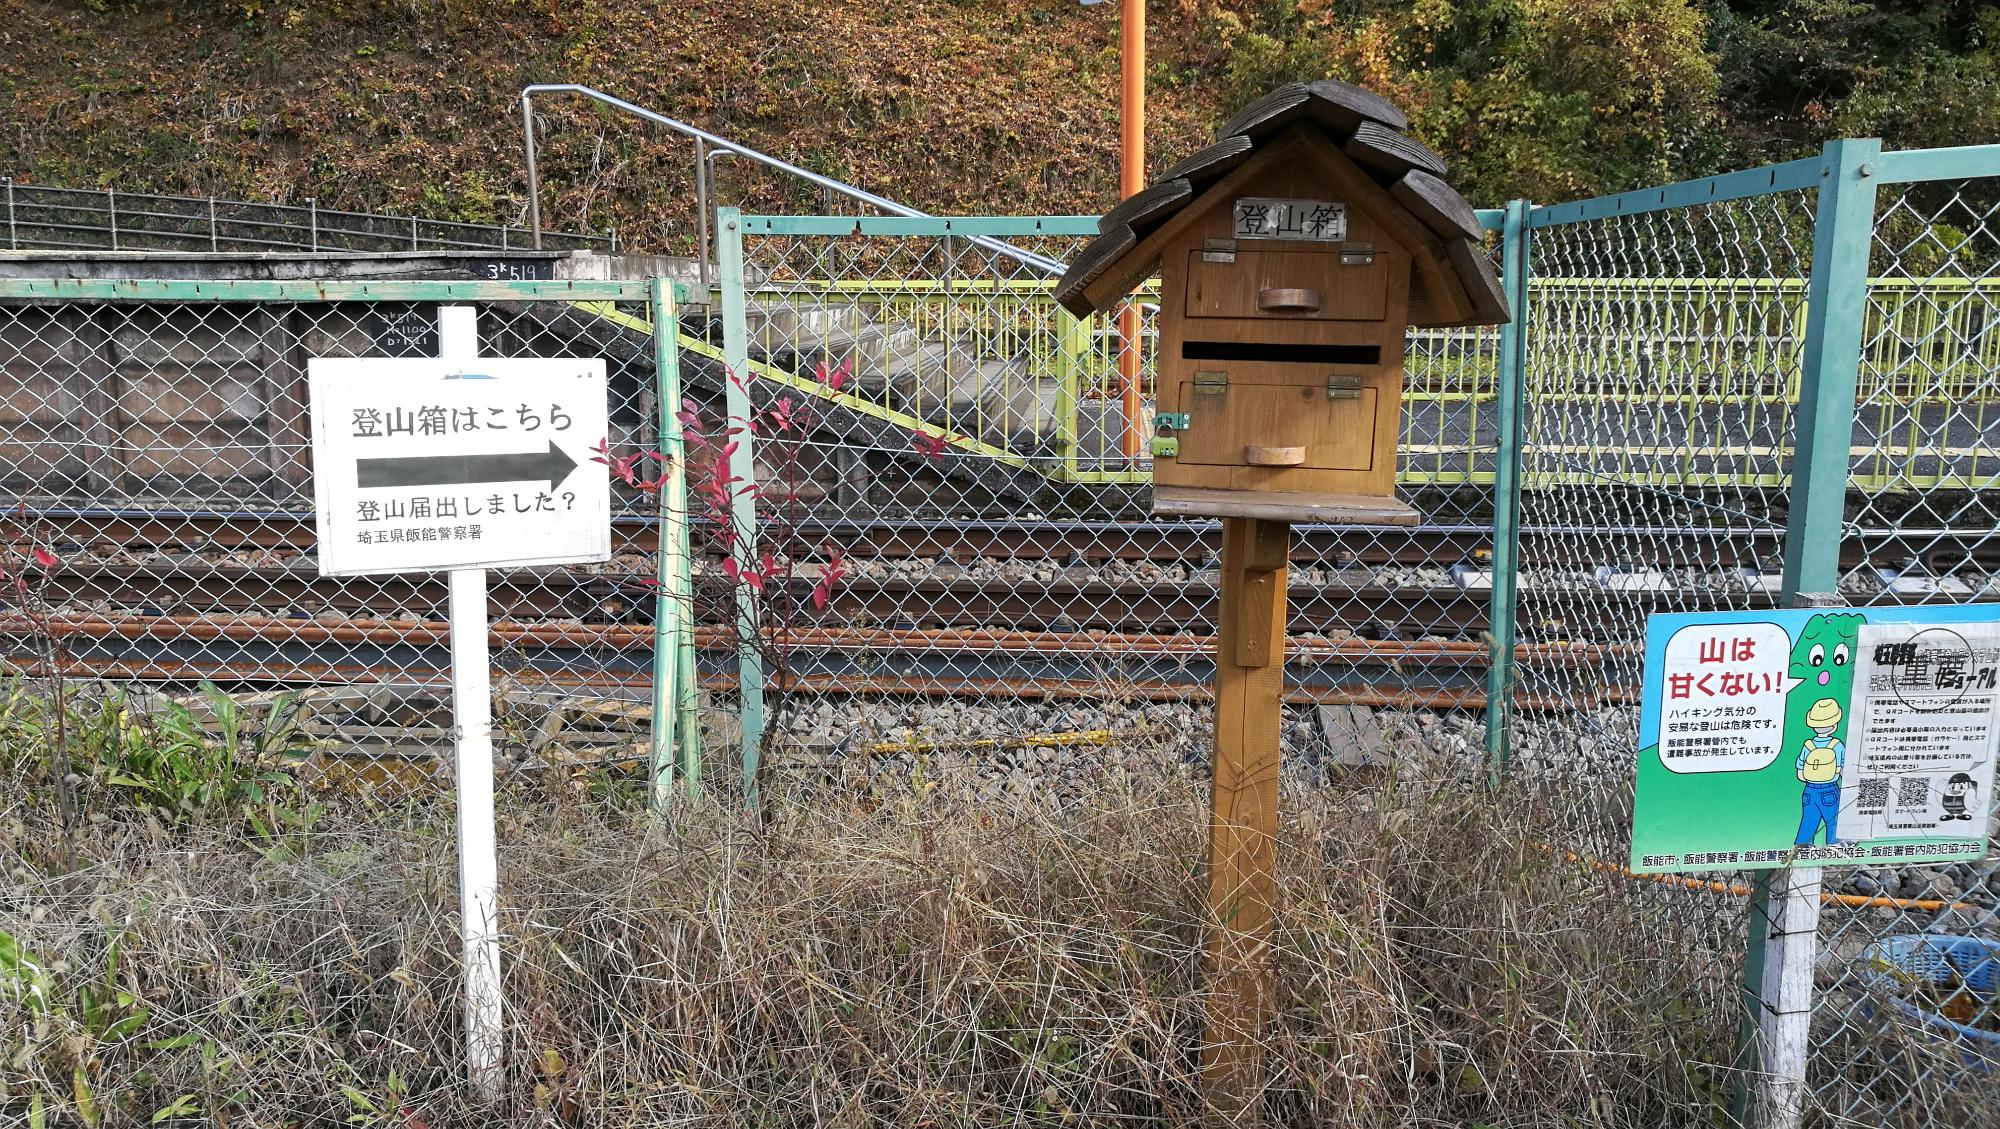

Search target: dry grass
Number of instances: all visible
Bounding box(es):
[0,725,1751,1128]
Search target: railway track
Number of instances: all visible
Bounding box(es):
[1,511,1979,711]
[19,555,1819,640]
[21,508,1952,572]
[22,510,1507,561]
[3,611,1619,710]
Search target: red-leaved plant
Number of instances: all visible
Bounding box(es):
[590,362,954,790]
[2,503,75,854]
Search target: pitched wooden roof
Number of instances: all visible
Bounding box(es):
[1055,80,1506,328]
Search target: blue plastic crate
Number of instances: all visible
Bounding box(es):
[1858,934,2000,1072]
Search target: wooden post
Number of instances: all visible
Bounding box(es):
[1203,515,1289,1123]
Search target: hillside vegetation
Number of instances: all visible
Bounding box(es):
[1,1,1995,251]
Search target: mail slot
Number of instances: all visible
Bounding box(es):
[1055,79,1509,522]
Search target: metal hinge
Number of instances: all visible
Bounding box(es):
[1193,371,1228,395]
[1201,238,1237,264]
[1327,374,1363,400]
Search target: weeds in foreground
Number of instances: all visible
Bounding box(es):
[1,743,1757,1129]
[0,679,321,836]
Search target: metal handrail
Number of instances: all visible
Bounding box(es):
[1,177,613,255]
[519,83,1065,278]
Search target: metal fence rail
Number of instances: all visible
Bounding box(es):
[1,179,614,255]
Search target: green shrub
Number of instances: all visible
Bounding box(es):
[0,680,319,831]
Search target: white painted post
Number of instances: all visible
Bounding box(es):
[1734,590,1842,1129]
[1747,865,1823,1129]
[438,305,505,1102]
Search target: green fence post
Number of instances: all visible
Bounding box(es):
[647,277,701,805]
[1483,198,1532,788]
[1779,138,1880,600]
[1054,310,1090,481]
[717,207,768,805]
[1732,137,1881,1128]
[675,565,701,799]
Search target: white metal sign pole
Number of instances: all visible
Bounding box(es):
[438,305,504,1102]
[310,308,609,1104]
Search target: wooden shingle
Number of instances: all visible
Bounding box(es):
[1390,170,1482,241]
[1157,135,1254,191]
[1054,223,1136,317]
[1097,178,1193,237]
[1343,121,1447,180]
[1216,79,1407,142]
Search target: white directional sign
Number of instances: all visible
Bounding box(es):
[308,357,611,576]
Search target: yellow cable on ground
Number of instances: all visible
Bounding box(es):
[859,727,1157,756]
[1540,842,1975,913]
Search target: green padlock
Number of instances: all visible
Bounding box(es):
[1151,436,1180,458]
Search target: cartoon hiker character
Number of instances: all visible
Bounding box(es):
[1794,697,1846,846]
[1781,613,1861,848]
[1942,772,1979,822]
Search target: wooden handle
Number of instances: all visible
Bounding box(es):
[1257,287,1321,312]
[1243,445,1306,467]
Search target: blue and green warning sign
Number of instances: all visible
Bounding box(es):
[1632,604,2000,875]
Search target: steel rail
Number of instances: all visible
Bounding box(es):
[19,508,1955,570]
[18,654,1625,711]
[2,611,1571,655]
[2,613,1623,710]
[11,552,1851,648]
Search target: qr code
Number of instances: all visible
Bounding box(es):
[1857,777,1890,811]
[1896,775,1931,810]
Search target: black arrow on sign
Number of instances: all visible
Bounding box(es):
[357,439,580,491]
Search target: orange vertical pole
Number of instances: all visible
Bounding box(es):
[1117,0,1146,459]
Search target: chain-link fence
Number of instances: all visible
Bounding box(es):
[1497,145,2000,1127]
[709,212,1505,784]
[1508,184,1817,856]
[1804,160,2000,1127]
[0,279,676,802]
[2,142,1997,1127]
[696,174,1999,1126]
[1502,174,1820,1124]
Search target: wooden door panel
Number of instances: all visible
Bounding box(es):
[1173,378,1377,471]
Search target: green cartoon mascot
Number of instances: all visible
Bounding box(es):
[1785,613,1863,846]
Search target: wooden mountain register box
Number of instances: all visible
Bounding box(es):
[1056,80,1509,523]
[1056,82,1515,1118]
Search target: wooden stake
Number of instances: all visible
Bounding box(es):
[1203,516,1289,1124]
